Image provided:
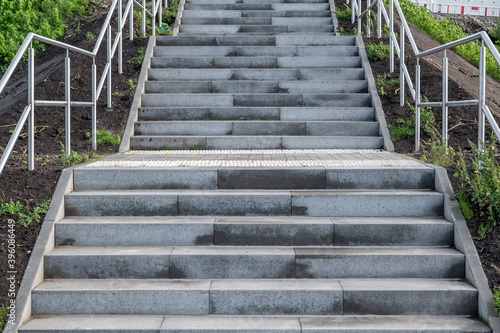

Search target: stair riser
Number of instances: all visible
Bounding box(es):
[179,25,335,34]
[148,69,366,81]
[181,17,333,25]
[64,192,443,217]
[144,81,367,94]
[134,121,377,136]
[130,136,384,150]
[138,107,375,121]
[183,3,331,10]
[153,47,358,58]
[44,252,464,279]
[181,10,332,18]
[55,219,453,247]
[141,94,372,108]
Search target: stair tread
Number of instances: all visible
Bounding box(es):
[19,315,490,332]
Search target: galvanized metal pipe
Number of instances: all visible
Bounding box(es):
[130,0,134,40]
[442,50,448,146]
[478,43,486,152]
[107,24,112,108]
[377,0,381,39]
[400,25,404,107]
[28,46,35,171]
[65,50,71,157]
[142,0,146,36]
[152,0,156,36]
[415,60,421,151]
[118,0,123,74]
[92,59,97,151]
[389,0,394,73]
[0,106,32,174]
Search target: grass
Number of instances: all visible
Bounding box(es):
[59,143,94,166]
[0,305,7,331]
[85,130,121,146]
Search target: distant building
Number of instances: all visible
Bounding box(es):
[411,0,500,16]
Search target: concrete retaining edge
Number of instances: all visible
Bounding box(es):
[356,35,394,152]
[3,168,74,333]
[172,0,186,37]
[118,36,156,153]
[329,0,339,36]
[431,165,500,332]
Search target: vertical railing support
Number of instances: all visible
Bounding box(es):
[118,0,123,74]
[357,0,362,34]
[152,0,156,36]
[92,58,97,151]
[389,0,394,72]
[415,59,421,151]
[159,0,162,27]
[130,1,134,41]
[400,25,405,107]
[65,50,71,157]
[377,0,381,39]
[478,42,486,152]
[142,0,146,36]
[367,0,371,38]
[27,45,35,171]
[107,24,112,108]
[442,50,449,146]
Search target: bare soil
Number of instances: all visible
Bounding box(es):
[335,0,500,291]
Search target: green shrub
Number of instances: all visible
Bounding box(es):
[0,0,89,69]
[366,42,391,61]
[335,4,352,20]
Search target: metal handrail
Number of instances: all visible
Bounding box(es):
[351,0,500,152]
[0,0,166,174]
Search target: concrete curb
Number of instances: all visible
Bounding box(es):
[356,35,394,152]
[431,165,500,332]
[118,36,156,153]
[3,168,74,333]
[172,0,186,36]
[329,0,339,35]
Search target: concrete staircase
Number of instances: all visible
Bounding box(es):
[18,0,491,331]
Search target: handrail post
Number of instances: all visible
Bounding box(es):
[65,50,71,157]
[118,0,123,74]
[415,59,421,151]
[367,0,371,37]
[152,0,156,36]
[159,0,163,28]
[107,24,112,108]
[351,0,355,24]
[389,0,394,72]
[165,0,168,8]
[130,0,134,41]
[357,0,361,34]
[92,58,97,151]
[442,49,448,146]
[400,25,404,107]
[28,45,35,171]
[478,41,486,152]
[377,0,381,39]
[142,0,146,36]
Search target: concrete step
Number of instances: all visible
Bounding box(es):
[179,25,335,34]
[141,93,372,108]
[145,79,367,93]
[153,46,358,58]
[19,314,491,332]
[32,279,343,315]
[64,189,443,217]
[137,107,375,121]
[181,9,332,18]
[55,216,453,247]
[148,68,365,81]
[130,135,384,149]
[134,120,378,136]
[44,246,464,279]
[31,279,476,315]
[73,166,434,190]
[183,3,331,10]
[181,17,333,25]
[149,57,361,69]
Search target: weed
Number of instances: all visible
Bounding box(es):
[85,31,95,41]
[455,190,474,220]
[163,145,172,150]
[192,146,204,150]
[366,42,391,61]
[112,91,119,97]
[420,127,456,168]
[335,4,352,20]
[375,73,391,97]
[59,143,94,166]
[127,47,146,64]
[0,199,50,227]
[124,78,138,93]
[0,145,4,152]
[493,287,500,315]
[0,200,23,216]
[388,117,414,141]
[387,78,400,86]
[85,130,121,146]
[0,305,7,331]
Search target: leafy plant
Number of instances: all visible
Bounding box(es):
[192,145,204,150]
[366,42,391,61]
[388,117,414,141]
[127,46,146,64]
[335,4,352,20]
[86,130,121,146]
[456,190,474,220]
[124,78,138,93]
[59,143,94,166]
[0,0,89,69]
[0,200,23,216]
[85,31,95,41]
[494,287,500,315]
[0,199,50,227]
